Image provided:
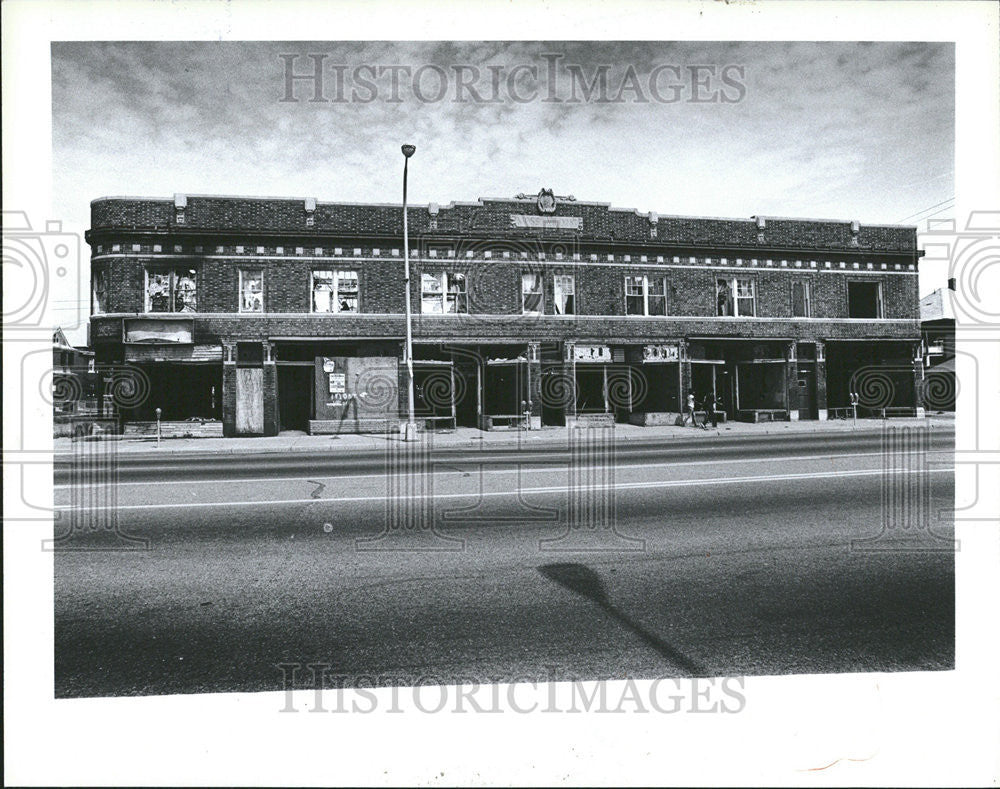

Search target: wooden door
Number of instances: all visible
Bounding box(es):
[236,367,264,434]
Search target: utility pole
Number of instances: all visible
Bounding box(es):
[401,143,417,441]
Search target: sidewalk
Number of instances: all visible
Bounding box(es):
[53,414,955,458]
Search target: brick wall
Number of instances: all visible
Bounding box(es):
[91,313,920,349]
[90,196,918,254]
[87,195,922,349]
[90,252,921,325]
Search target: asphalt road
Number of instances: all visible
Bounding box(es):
[53,430,955,698]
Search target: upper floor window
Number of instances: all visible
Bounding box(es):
[522,272,543,315]
[421,272,467,314]
[312,270,358,313]
[791,280,811,317]
[92,269,108,315]
[146,267,197,313]
[625,275,667,316]
[554,274,575,315]
[847,280,883,318]
[716,277,755,317]
[240,269,264,313]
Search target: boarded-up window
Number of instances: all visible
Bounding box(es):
[792,281,811,317]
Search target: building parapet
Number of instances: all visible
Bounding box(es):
[89,194,919,255]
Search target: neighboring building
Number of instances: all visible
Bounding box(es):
[85,191,926,436]
[53,328,97,434]
[919,281,956,412]
[53,327,95,376]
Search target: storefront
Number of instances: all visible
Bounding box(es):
[479,344,532,430]
[625,342,682,426]
[689,339,792,422]
[571,343,613,421]
[825,339,921,416]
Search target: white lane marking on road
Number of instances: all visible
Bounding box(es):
[53,467,953,511]
[53,451,913,489]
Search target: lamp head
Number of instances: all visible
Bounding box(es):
[401,144,416,158]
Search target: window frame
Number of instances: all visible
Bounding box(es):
[625,274,668,316]
[239,268,265,313]
[846,279,884,319]
[92,268,108,315]
[791,279,811,318]
[553,273,576,316]
[716,276,756,318]
[521,271,543,315]
[420,271,468,314]
[144,266,199,313]
[311,269,360,314]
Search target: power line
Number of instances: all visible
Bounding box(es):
[916,205,956,222]
[897,197,955,223]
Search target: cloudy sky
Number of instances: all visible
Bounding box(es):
[51,40,954,338]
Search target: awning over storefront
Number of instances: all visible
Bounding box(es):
[124,344,223,363]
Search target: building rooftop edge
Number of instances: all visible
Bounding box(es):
[89,194,916,230]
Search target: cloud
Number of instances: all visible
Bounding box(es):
[49,41,954,341]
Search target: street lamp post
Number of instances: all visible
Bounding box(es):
[401,143,418,442]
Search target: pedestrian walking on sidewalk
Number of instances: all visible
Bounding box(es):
[685,392,698,427]
[705,394,719,429]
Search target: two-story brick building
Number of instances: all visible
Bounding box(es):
[85,190,925,436]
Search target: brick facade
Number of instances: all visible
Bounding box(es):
[86,193,925,435]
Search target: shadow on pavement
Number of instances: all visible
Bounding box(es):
[539,562,709,677]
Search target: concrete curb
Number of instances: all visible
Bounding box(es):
[53,417,955,462]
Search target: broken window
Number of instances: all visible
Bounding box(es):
[792,280,811,317]
[522,272,543,315]
[446,273,467,313]
[145,267,198,313]
[92,268,108,315]
[716,277,755,317]
[312,270,358,313]
[240,269,264,313]
[847,280,882,318]
[554,274,575,315]
[421,272,444,314]
[336,270,358,312]
[716,279,734,316]
[625,276,645,315]
[647,276,666,316]
[421,272,467,314]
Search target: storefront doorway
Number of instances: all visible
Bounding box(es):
[277,364,313,431]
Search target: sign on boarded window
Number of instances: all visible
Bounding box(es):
[124,318,193,343]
